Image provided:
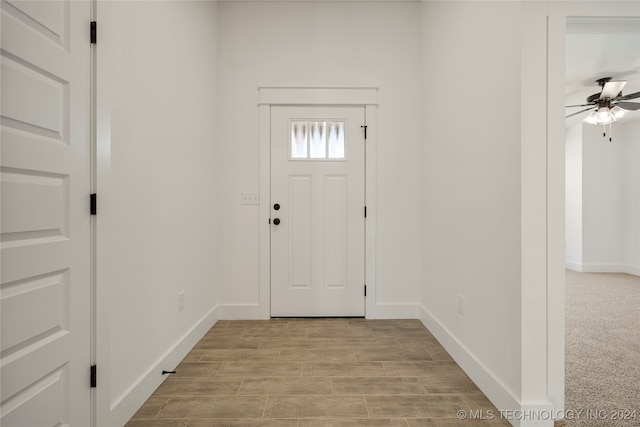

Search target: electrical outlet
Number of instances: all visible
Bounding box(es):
[178,290,184,311]
[457,294,465,316]
[241,193,259,205]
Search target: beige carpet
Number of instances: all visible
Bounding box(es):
[560,270,640,427]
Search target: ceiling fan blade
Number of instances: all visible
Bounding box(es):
[618,91,640,101]
[566,106,596,119]
[566,103,594,108]
[600,80,627,99]
[615,101,640,111]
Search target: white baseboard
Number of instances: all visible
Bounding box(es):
[564,260,583,272]
[419,305,554,427]
[366,303,419,319]
[626,265,640,276]
[109,305,219,426]
[217,304,269,319]
[217,303,420,319]
[573,263,639,276]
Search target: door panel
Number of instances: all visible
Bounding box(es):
[1,0,91,425]
[324,176,347,288]
[289,175,312,289]
[271,106,365,317]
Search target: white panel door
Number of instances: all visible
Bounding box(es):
[271,106,365,317]
[1,1,91,425]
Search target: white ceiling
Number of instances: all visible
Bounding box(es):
[565,17,640,127]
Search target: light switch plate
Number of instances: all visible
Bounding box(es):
[241,193,259,205]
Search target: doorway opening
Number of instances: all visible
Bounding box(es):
[564,15,640,421]
[258,87,378,319]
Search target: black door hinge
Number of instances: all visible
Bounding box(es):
[360,125,367,139]
[90,365,97,388]
[90,193,97,215]
[90,21,97,44]
[364,285,367,297]
[364,206,367,218]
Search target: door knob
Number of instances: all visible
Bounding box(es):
[273,218,281,225]
[274,203,280,211]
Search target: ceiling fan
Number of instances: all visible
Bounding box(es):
[566,77,640,125]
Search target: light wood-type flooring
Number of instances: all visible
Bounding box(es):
[125,319,510,426]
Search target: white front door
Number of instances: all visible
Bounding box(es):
[270,106,365,317]
[1,1,91,425]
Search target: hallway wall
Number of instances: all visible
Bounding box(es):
[96,1,219,424]
[215,0,423,316]
[420,0,525,416]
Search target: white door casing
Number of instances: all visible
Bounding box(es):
[1,1,91,425]
[270,106,365,317]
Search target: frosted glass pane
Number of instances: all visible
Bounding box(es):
[291,121,307,158]
[328,121,345,159]
[309,121,326,158]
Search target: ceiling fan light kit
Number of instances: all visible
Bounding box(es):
[566,77,640,141]
[583,105,628,125]
[611,105,628,120]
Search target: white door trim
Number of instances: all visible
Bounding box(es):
[258,87,378,106]
[90,1,98,425]
[544,0,640,415]
[258,87,378,319]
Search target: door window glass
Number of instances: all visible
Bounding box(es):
[291,121,308,158]
[309,121,326,158]
[290,120,345,160]
[327,121,345,159]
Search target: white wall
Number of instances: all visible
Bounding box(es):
[583,124,626,267]
[565,124,583,270]
[96,1,219,424]
[620,121,640,274]
[420,0,528,418]
[215,0,423,316]
[580,120,639,275]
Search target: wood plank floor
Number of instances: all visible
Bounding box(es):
[125,319,509,426]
